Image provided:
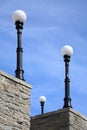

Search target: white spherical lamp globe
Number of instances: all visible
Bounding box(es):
[61,45,73,56]
[39,96,46,103]
[12,10,27,23]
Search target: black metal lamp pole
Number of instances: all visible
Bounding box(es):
[41,102,44,114]
[39,96,46,114]
[15,21,24,80]
[63,55,72,108]
[12,10,26,81]
[61,45,73,108]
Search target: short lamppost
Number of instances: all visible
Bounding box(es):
[61,45,73,108]
[39,96,46,114]
[12,10,27,81]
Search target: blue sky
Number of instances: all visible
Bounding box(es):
[0,0,87,116]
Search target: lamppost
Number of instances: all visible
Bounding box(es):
[39,96,46,114]
[61,45,73,108]
[12,10,27,81]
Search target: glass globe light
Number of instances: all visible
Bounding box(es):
[12,10,27,23]
[61,45,73,56]
[39,96,46,103]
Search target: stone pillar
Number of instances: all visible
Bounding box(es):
[0,70,31,130]
[31,108,87,130]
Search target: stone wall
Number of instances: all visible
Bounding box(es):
[1,70,87,130]
[31,108,87,130]
[0,70,31,130]
[69,109,87,130]
[31,108,69,130]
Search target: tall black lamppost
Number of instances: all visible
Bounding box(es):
[39,96,46,114]
[61,45,73,108]
[12,10,26,81]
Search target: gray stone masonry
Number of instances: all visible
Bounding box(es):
[0,70,32,130]
[31,107,87,130]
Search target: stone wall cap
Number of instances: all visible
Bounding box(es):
[69,107,87,121]
[31,108,69,119]
[31,107,87,121]
[0,70,32,89]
